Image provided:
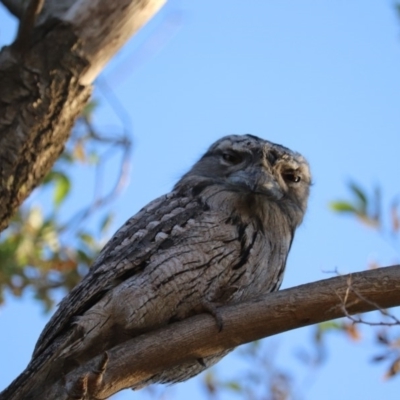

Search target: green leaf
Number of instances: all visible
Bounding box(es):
[79,232,95,247]
[88,151,100,165]
[100,213,114,233]
[329,201,358,213]
[76,249,93,265]
[54,173,71,206]
[348,181,368,212]
[43,170,59,185]
[59,152,74,164]
[315,321,343,343]
[224,381,242,392]
[81,100,99,119]
[318,321,342,332]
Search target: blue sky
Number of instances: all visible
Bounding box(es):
[1,1,400,399]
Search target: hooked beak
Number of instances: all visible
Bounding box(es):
[227,168,283,200]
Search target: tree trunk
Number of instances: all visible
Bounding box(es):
[0,0,165,232]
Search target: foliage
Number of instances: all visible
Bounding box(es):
[329,180,400,379]
[202,342,296,400]
[0,100,131,310]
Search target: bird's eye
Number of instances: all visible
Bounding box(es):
[222,152,242,164]
[283,172,301,183]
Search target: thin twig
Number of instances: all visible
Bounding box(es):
[58,118,132,233]
[338,275,400,326]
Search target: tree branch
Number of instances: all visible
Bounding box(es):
[3,265,400,399]
[63,0,167,85]
[0,0,166,232]
[13,0,45,52]
[0,0,25,18]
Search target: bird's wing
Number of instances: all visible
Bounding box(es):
[33,190,204,358]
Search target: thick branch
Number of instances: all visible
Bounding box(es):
[0,0,165,232]
[4,265,399,399]
[76,265,400,398]
[13,0,45,52]
[63,0,166,85]
[0,21,92,233]
[0,0,25,18]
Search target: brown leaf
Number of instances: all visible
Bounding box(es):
[391,204,400,233]
[343,323,361,341]
[384,357,400,379]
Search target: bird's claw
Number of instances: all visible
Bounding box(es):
[65,352,109,400]
[201,300,224,332]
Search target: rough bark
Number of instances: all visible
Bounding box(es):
[0,0,165,232]
[1,0,26,18]
[0,21,91,233]
[2,265,400,399]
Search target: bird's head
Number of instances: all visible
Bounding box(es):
[176,134,311,227]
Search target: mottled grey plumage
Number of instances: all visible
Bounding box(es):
[34,134,311,388]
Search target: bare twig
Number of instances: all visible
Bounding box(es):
[57,79,133,233]
[59,122,132,232]
[337,275,400,326]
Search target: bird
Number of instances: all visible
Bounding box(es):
[2,134,311,398]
